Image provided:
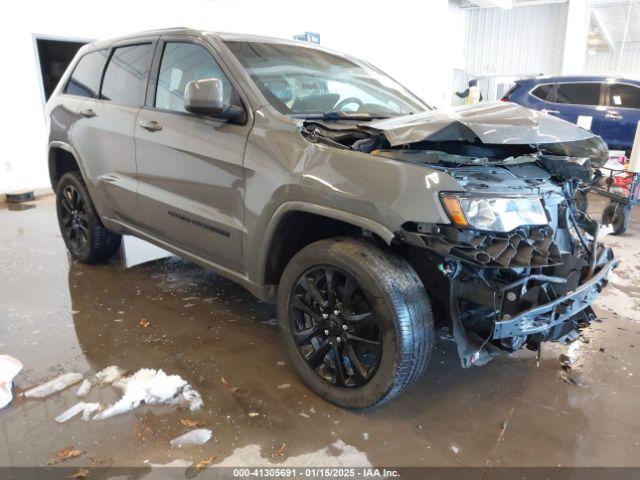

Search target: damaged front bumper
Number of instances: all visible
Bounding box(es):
[492,256,617,340]
[401,223,618,368]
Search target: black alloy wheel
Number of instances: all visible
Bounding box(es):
[59,184,90,256]
[278,237,434,408]
[289,265,382,388]
[55,171,122,263]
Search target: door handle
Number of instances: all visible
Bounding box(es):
[79,108,96,118]
[139,120,163,132]
[541,109,560,115]
[605,111,622,121]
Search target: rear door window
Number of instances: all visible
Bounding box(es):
[608,83,640,109]
[64,50,109,98]
[531,84,554,101]
[101,43,154,106]
[554,83,601,106]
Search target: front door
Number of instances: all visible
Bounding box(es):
[134,37,249,271]
[599,82,640,152]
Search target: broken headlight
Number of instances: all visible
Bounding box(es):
[441,194,548,232]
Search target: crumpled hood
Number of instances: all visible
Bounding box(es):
[362,102,598,147]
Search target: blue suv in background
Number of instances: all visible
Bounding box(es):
[503,75,640,153]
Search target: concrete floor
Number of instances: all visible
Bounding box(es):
[0,195,639,470]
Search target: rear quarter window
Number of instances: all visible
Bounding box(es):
[64,50,109,98]
[531,84,555,101]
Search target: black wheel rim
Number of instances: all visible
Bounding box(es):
[59,185,89,254]
[289,266,382,388]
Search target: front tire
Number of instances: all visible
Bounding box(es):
[56,171,122,263]
[277,237,434,408]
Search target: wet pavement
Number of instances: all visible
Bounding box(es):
[0,195,639,469]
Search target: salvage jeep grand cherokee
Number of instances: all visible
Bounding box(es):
[46,28,617,408]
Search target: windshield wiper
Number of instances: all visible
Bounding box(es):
[293,111,393,121]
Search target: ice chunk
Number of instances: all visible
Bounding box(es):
[75,379,92,397]
[93,368,196,420]
[55,402,102,423]
[24,372,84,399]
[169,428,212,447]
[94,366,125,385]
[0,355,23,409]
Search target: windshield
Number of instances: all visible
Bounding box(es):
[224,40,429,118]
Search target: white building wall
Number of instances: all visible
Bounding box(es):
[584,42,640,75]
[464,2,569,77]
[0,0,464,194]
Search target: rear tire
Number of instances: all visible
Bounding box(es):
[55,171,122,263]
[277,237,434,408]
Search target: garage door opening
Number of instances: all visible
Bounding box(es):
[33,35,92,103]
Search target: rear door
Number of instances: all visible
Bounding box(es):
[546,81,604,132]
[70,39,156,225]
[600,82,640,151]
[134,35,251,271]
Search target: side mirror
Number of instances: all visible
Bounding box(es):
[184,78,245,123]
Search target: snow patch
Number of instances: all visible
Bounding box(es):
[24,372,84,399]
[75,379,92,397]
[216,440,371,467]
[0,355,22,409]
[55,402,102,422]
[95,365,125,385]
[170,428,213,447]
[93,368,201,420]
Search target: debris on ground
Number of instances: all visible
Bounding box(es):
[134,423,155,443]
[47,446,82,465]
[75,379,92,397]
[180,419,205,427]
[0,355,23,409]
[94,368,201,420]
[169,428,213,447]
[273,443,286,458]
[171,384,203,411]
[24,372,84,399]
[194,455,216,469]
[94,366,126,385]
[221,376,239,393]
[67,468,89,479]
[55,402,102,423]
[139,319,150,328]
[277,383,291,389]
[248,412,260,417]
[559,354,574,369]
[558,370,583,387]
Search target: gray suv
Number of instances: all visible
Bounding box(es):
[47,28,617,408]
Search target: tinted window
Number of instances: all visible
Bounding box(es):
[64,50,109,98]
[101,44,154,106]
[531,84,554,101]
[608,83,640,109]
[156,42,232,113]
[554,83,600,106]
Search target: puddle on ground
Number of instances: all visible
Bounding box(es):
[1,195,639,468]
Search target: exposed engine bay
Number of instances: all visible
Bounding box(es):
[299,104,618,368]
